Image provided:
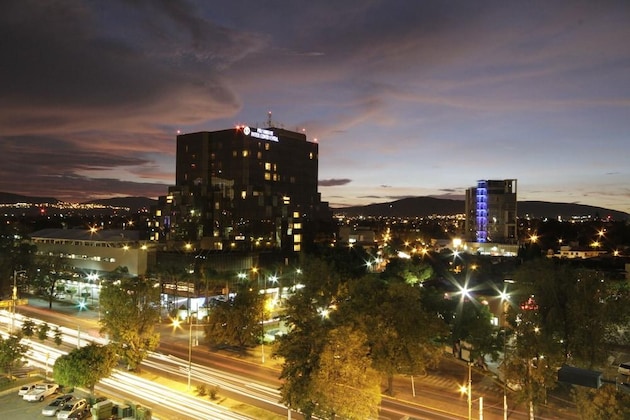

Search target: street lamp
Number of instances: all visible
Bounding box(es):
[460,363,484,420]
[11,270,27,334]
[467,362,472,420]
[172,317,194,391]
[188,316,193,390]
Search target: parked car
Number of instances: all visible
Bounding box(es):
[42,394,74,417]
[67,407,90,420]
[23,383,59,402]
[57,398,88,420]
[17,384,36,396]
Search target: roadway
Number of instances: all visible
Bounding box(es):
[7,297,579,420]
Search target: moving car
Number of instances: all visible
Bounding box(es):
[23,383,59,402]
[57,398,88,420]
[42,394,74,417]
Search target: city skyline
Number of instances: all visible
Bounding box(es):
[1,1,629,213]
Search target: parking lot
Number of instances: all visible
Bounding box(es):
[0,387,91,419]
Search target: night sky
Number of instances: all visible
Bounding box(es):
[1,1,629,213]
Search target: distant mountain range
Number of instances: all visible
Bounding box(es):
[1,192,627,220]
[333,197,629,220]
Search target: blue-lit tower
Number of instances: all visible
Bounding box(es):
[465,179,517,244]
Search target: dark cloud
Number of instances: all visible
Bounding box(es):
[0,0,247,134]
[0,1,628,212]
[0,135,168,201]
[319,179,352,187]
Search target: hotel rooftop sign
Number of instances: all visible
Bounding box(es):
[243,126,279,142]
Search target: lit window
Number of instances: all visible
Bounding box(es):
[294,234,301,242]
[265,172,271,180]
[242,150,249,157]
[265,162,271,170]
[294,244,301,252]
[257,152,262,159]
[293,211,300,218]
[265,143,270,150]
[241,191,247,199]
[309,152,313,159]
[294,223,302,229]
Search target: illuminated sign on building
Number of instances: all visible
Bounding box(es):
[243,126,279,142]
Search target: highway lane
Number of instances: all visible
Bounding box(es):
[10,302,578,420]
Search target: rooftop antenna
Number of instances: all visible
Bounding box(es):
[267,111,273,127]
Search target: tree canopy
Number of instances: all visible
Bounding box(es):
[0,334,29,378]
[99,276,160,371]
[53,343,118,393]
[204,284,263,349]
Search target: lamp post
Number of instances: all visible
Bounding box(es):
[11,270,27,334]
[499,289,510,420]
[188,316,193,390]
[467,362,472,420]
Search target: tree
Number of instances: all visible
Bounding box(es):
[53,326,63,347]
[572,385,630,420]
[99,276,160,371]
[450,298,504,363]
[205,284,262,349]
[0,223,35,296]
[334,275,447,396]
[21,319,36,339]
[381,256,434,285]
[275,256,345,418]
[311,326,381,419]
[31,255,69,309]
[0,334,29,378]
[37,323,50,341]
[53,343,118,393]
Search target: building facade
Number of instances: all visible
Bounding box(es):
[465,179,518,244]
[30,228,156,277]
[151,126,331,254]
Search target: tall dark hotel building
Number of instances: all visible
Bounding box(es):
[152,125,331,254]
[465,179,517,244]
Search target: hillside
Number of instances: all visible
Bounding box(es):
[333,196,629,220]
[2,192,627,220]
[0,192,60,204]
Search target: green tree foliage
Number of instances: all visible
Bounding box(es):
[503,306,563,413]
[339,276,447,395]
[572,385,630,420]
[21,319,36,338]
[275,256,345,417]
[31,255,70,309]
[37,323,50,341]
[511,260,630,368]
[450,298,504,362]
[53,326,63,346]
[205,284,262,349]
[53,344,118,393]
[276,255,446,414]
[504,259,630,416]
[0,223,35,295]
[99,276,160,371]
[0,334,29,378]
[381,257,434,285]
[311,326,381,420]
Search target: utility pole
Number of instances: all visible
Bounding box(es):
[11,270,27,334]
